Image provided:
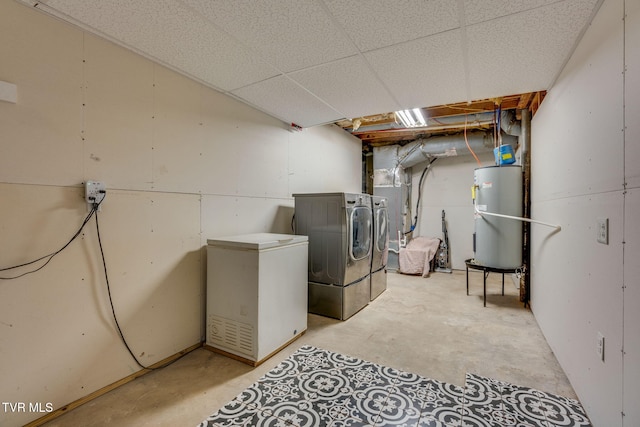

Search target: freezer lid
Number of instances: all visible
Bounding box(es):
[207,233,308,250]
[293,192,345,197]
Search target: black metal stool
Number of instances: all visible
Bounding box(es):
[465,258,519,307]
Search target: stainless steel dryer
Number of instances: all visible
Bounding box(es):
[370,196,389,300]
[293,192,372,320]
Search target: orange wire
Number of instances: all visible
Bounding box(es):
[465,115,482,167]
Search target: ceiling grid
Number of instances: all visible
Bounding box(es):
[21,0,601,128]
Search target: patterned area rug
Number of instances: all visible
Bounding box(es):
[198,345,591,427]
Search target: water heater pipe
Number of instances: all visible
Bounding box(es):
[474,202,561,230]
[388,230,406,254]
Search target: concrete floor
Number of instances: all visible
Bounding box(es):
[42,270,576,427]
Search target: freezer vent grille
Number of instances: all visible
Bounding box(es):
[208,315,254,356]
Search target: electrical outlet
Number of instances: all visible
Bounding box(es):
[85,181,105,211]
[597,332,605,362]
[597,218,608,245]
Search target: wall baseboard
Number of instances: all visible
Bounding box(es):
[24,342,203,427]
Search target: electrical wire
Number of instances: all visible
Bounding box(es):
[464,115,483,167]
[0,202,100,279]
[493,105,498,148]
[93,206,149,371]
[497,105,503,147]
[1,191,194,371]
[93,198,194,371]
[405,157,437,235]
[440,104,486,113]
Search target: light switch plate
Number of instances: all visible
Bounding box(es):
[597,218,608,245]
[597,332,605,362]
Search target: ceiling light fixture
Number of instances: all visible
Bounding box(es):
[412,108,426,126]
[396,108,427,128]
[396,110,412,127]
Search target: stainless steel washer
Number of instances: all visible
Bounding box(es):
[370,196,389,300]
[293,192,372,320]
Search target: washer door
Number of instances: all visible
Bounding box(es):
[375,207,388,253]
[349,206,372,261]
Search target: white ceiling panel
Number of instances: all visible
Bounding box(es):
[39,0,279,91]
[19,0,603,127]
[42,0,185,55]
[171,23,280,91]
[365,29,468,109]
[462,0,560,25]
[466,0,600,100]
[183,0,358,73]
[323,0,459,52]
[231,76,344,128]
[289,55,400,120]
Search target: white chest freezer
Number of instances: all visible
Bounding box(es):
[205,233,308,366]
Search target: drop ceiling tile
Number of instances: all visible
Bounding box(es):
[162,18,280,91]
[25,0,604,129]
[462,0,559,25]
[43,0,279,91]
[466,0,600,100]
[183,0,358,73]
[324,0,459,52]
[364,29,468,109]
[42,0,160,50]
[289,55,399,119]
[231,76,344,127]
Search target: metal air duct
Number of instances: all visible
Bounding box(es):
[397,131,518,169]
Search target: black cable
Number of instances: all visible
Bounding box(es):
[0,203,99,279]
[2,190,195,370]
[405,157,437,235]
[93,207,149,370]
[94,201,195,371]
[415,157,437,220]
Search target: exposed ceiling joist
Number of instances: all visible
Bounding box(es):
[338,91,546,149]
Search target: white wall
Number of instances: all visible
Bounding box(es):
[530,0,639,425]
[0,2,361,426]
[623,1,640,424]
[412,152,494,270]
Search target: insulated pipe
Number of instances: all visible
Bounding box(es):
[500,110,522,136]
[397,131,518,169]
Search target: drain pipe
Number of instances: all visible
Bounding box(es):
[520,109,532,306]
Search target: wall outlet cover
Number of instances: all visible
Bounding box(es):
[597,218,608,245]
[85,181,105,211]
[597,332,605,362]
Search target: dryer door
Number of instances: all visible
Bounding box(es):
[375,208,388,253]
[373,207,389,269]
[349,206,372,261]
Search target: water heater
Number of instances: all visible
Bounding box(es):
[474,165,523,269]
